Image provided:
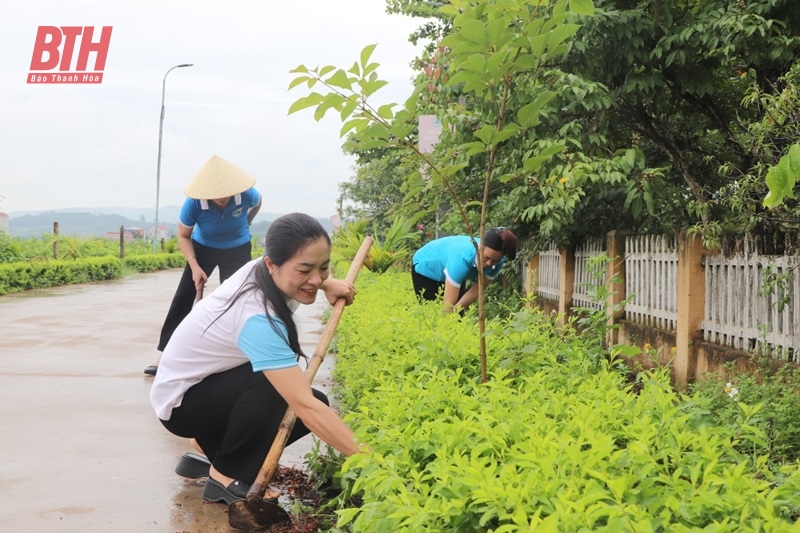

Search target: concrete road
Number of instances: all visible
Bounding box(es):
[0,268,338,532]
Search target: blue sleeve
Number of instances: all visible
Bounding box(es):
[443,239,475,285]
[444,254,471,285]
[179,198,198,227]
[238,314,299,371]
[247,188,262,208]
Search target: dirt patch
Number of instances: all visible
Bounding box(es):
[258,465,339,533]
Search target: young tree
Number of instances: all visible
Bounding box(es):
[289,0,595,381]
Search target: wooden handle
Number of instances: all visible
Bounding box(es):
[247,237,373,500]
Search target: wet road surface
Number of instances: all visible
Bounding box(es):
[0,268,337,532]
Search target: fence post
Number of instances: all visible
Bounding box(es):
[53,222,59,259]
[558,246,575,324]
[525,254,539,299]
[119,225,125,259]
[675,232,705,390]
[605,230,628,346]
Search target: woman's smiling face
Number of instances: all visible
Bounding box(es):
[264,237,331,304]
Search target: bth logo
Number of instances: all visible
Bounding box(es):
[28,26,112,84]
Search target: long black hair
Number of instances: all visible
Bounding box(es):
[483,227,519,260]
[213,213,331,360]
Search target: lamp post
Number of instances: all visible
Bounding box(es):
[153,63,193,252]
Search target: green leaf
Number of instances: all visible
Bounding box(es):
[360,44,378,68]
[339,97,359,121]
[446,69,483,87]
[336,507,361,526]
[522,144,567,172]
[327,69,354,90]
[492,124,520,144]
[461,19,487,44]
[287,76,309,90]
[461,141,486,157]
[764,143,800,207]
[347,61,361,76]
[547,24,581,54]
[517,91,557,129]
[570,0,595,16]
[529,34,549,58]
[362,79,389,97]
[340,118,369,137]
[313,93,343,122]
[462,53,488,74]
[287,93,323,115]
[473,125,496,145]
[404,87,422,113]
[377,104,394,120]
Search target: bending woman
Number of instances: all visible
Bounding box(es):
[150,213,361,504]
[411,227,518,313]
[144,155,262,376]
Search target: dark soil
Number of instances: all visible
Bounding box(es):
[246,465,337,533]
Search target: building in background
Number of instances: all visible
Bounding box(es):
[147,224,170,241]
[0,211,9,234]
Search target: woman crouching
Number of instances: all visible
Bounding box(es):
[150,212,361,504]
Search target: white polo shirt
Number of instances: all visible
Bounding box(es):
[150,258,300,420]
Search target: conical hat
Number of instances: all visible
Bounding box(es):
[184,155,256,199]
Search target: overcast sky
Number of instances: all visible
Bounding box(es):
[1,1,423,218]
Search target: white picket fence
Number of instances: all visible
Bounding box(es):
[536,234,799,362]
[703,245,800,361]
[624,235,678,331]
[537,243,560,302]
[573,236,605,311]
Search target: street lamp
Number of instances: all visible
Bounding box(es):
[153,63,193,252]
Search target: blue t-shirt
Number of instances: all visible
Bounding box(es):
[412,235,505,287]
[179,188,261,249]
[150,258,301,420]
[238,314,299,371]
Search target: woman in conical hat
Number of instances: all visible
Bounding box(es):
[144,155,262,376]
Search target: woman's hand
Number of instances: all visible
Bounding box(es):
[320,278,356,306]
[178,223,207,291]
[190,262,208,291]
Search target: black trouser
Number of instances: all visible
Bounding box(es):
[160,363,329,483]
[411,264,467,302]
[157,240,252,351]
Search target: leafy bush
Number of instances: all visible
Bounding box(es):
[328,270,800,531]
[0,257,122,295]
[0,252,184,295]
[691,357,800,465]
[334,216,421,273]
[122,253,184,272]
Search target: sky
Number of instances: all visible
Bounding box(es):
[0,0,423,219]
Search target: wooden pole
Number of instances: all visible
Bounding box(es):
[53,222,59,259]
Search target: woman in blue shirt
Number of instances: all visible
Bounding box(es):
[144,155,262,376]
[412,227,518,313]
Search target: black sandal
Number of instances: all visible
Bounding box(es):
[174,452,210,479]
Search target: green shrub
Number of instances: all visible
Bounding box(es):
[122,252,184,272]
[0,257,122,295]
[691,357,800,465]
[329,270,800,531]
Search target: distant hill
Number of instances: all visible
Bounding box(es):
[7,208,333,238]
[9,212,160,238]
